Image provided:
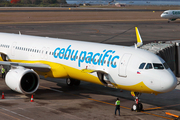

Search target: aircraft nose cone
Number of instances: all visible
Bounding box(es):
[161,72,177,92]
[160,14,164,18]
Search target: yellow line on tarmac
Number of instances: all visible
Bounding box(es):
[0,19,166,25]
[88,98,174,120]
[0,111,20,120]
[90,29,100,33]
[144,104,180,111]
[141,111,173,120]
[40,85,172,120]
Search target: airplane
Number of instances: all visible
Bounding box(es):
[161,10,180,23]
[0,27,177,112]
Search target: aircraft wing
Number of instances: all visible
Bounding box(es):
[81,69,108,74]
[0,61,51,72]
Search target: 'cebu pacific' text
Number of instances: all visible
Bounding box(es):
[53,45,119,68]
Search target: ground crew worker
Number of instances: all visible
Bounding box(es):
[1,66,5,79]
[115,97,120,116]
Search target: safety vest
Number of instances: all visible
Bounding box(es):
[1,68,5,73]
[116,100,120,105]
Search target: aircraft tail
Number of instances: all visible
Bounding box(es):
[135,27,143,48]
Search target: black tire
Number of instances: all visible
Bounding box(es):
[138,103,143,111]
[74,80,81,86]
[66,78,74,86]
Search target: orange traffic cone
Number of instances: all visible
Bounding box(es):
[1,92,4,99]
[30,94,34,102]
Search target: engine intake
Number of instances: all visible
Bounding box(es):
[5,66,39,94]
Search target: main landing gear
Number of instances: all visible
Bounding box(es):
[131,92,143,112]
[66,78,81,86]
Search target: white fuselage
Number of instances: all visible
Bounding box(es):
[161,10,180,21]
[0,33,177,94]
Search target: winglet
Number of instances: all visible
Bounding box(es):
[135,27,143,47]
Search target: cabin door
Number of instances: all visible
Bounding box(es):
[118,53,132,77]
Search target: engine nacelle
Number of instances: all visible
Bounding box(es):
[5,66,39,94]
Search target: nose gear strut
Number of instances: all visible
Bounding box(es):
[131,92,143,112]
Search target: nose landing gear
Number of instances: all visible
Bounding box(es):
[131,92,143,112]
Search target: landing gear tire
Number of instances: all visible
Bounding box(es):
[131,92,143,112]
[66,78,81,86]
[66,78,74,86]
[131,103,143,112]
[74,80,81,86]
[138,103,143,111]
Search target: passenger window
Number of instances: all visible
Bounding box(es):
[145,63,152,69]
[163,62,169,69]
[139,63,146,69]
[153,63,164,69]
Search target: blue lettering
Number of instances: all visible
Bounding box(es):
[53,48,60,58]
[98,50,106,65]
[111,56,119,68]
[70,50,78,61]
[85,52,93,64]
[92,53,100,65]
[53,46,120,68]
[64,45,71,60]
[78,51,87,67]
[59,48,65,59]
[107,51,115,67]
[101,50,112,66]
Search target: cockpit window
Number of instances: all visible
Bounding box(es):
[153,63,164,69]
[139,63,146,69]
[163,62,169,69]
[163,12,169,14]
[145,63,152,69]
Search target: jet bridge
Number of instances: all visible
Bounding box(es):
[140,41,180,76]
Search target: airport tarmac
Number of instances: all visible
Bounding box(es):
[0,76,180,120]
[0,7,180,120]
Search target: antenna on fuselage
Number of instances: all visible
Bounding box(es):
[19,31,21,35]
